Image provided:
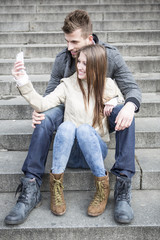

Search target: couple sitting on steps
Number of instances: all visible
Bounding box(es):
[4,9,141,225]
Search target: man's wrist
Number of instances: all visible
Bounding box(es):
[125,101,137,112]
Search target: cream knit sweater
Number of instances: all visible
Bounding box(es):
[18,73,124,142]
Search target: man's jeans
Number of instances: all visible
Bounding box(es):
[22,104,135,186]
[51,121,108,177]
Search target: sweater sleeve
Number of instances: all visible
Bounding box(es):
[103,78,124,104]
[18,81,66,112]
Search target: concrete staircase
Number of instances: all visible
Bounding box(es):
[0,0,160,239]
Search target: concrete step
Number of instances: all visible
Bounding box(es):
[0,56,160,75]
[0,190,160,240]
[0,4,159,14]
[1,0,160,5]
[0,148,159,192]
[1,20,160,32]
[134,73,160,93]
[0,73,159,97]
[0,31,159,45]
[0,12,160,22]
[0,149,141,192]
[0,43,160,59]
[135,148,160,190]
[0,118,159,151]
[126,56,160,74]
[0,93,159,119]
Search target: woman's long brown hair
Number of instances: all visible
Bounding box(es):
[76,44,107,127]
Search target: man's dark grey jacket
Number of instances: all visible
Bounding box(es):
[44,34,141,111]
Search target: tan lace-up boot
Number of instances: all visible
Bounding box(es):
[50,172,66,216]
[88,172,110,216]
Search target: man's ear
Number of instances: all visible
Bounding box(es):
[88,35,93,44]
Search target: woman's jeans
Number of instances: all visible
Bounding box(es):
[51,122,108,177]
[22,104,135,186]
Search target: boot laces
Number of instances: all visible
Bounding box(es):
[90,181,105,206]
[15,181,35,205]
[53,179,64,206]
[116,180,130,203]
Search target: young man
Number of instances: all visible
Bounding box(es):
[4,10,141,225]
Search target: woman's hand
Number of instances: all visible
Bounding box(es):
[12,61,29,86]
[103,104,114,117]
[12,61,26,80]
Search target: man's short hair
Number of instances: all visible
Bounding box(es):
[62,9,93,38]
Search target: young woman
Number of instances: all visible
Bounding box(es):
[12,44,124,217]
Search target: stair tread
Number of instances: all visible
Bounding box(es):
[0,118,159,134]
[0,190,160,231]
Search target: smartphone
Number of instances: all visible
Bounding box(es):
[16,51,24,63]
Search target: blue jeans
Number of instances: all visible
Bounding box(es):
[51,122,108,177]
[109,105,135,178]
[22,104,135,186]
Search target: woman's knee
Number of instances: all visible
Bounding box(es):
[77,124,91,135]
[57,121,76,137]
[76,124,93,142]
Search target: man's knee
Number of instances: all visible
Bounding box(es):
[40,106,64,130]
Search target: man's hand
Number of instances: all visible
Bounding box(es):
[115,102,135,131]
[32,110,45,128]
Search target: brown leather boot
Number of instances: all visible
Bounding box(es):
[88,172,110,217]
[50,172,66,216]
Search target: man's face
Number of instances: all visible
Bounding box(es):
[64,28,93,58]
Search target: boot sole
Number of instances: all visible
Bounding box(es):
[88,210,105,217]
[114,215,134,224]
[4,200,42,225]
[51,209,66,216]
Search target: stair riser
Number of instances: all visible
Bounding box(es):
[137,79,160,93]
[1,4,160,13]
[1,60,160,75]
[1,12,160,22]
[0,32,159,44]
[0,79,159,97]
[0,132,159,151]
[1,21,160,32]
[0,226,159,240]
[0,161,158,192]
[0,102,159,119]
[1,0,160,5]
[0,44,160,59]
[1,149,159,192]
[0,171,141,193]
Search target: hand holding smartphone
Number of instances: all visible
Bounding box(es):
[16,51,24,63]
[15,51,25,73]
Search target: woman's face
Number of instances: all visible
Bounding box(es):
[77,52,87,80]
